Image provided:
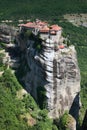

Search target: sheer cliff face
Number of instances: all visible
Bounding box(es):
[20,33,80,119]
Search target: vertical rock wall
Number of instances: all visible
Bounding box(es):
[19,30,80,120]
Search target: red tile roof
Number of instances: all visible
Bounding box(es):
[22,22,35,28]
[50,25,61,31]
[37,21,47,26]
[59,45,64,49]
[39,26,49,33]
[20,20,62,33]
[21,21,47,28]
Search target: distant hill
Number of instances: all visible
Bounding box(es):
[0,0,87,20]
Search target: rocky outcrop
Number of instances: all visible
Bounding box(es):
[21,41,80,120]
[18,25,80,120]
[0,24,17,43]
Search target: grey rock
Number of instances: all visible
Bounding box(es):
[19,29,80,122]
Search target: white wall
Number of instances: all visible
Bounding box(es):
[50,30,62,44]
[40,33,49,40]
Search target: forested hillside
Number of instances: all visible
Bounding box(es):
[0,69,57,130]
[0,0,87,20]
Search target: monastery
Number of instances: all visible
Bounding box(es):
[19,19,63,48]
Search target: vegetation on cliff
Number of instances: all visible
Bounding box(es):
[0,68,56,130]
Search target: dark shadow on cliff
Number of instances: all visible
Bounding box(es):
[69,93,80,128]
[81,109,87,130]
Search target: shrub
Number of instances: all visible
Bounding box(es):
[58,112,75,130]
